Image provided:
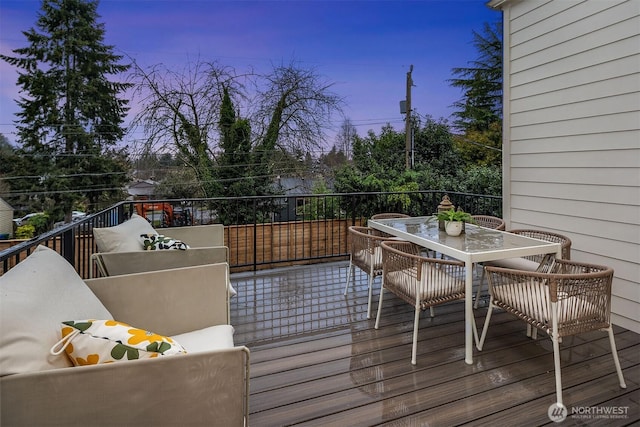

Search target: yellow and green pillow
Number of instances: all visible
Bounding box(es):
[51,319,186,366]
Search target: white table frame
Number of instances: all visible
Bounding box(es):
[368,216,562,365]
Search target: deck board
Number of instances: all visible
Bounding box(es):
[230,261,640,426]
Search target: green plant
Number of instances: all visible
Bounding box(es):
[15,224,35,239]
[435,209,474,223]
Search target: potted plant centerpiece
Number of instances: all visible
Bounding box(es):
[436,209,474,236]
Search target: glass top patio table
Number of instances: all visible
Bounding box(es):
[367,215,562,365]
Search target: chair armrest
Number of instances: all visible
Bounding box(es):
[85,263,230,335]
[1,346,249,427]
[91,246,229,278]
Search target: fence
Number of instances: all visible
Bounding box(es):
[1,191,501,277]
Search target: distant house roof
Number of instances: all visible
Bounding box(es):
[275,176,316,195]
[0,197,14,211]
[127,179,158,197]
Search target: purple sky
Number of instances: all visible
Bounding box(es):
[0,0,501,147]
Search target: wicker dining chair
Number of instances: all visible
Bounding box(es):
[369,213,411,237]
[375,240,472,365]
[370,213,411,220]
[474,229,572,309]
[478,258,626,406]
[471,215,505,231]
[344,226,389,319]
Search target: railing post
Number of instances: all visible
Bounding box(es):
[350,194,357,226]
[253,198,258,272]
[61,228,75,267]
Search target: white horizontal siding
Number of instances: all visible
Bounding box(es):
[509,203,639,242]
[511,92,639,127]
[510,149,640,168]
[498,0,640,332]
[509,131,640,154]
[510,181,639,206]
[511,55,639,100]
[511,35,639,87]
[510,111,640,140]
[511,167,639,187]
[510,195,638,224]
[511,73,640,113]
[511,1,639,60]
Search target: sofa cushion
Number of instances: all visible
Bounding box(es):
[52,319,186,366]
[171,324,235,353]
[93,214,157,252]
[139,233,189,251]
[0,246,113,376]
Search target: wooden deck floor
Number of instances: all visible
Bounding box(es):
[230,261,640,427]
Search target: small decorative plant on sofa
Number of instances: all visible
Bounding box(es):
[435,209,474,236]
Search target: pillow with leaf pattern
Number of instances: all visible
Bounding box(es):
[50,319,186,366]
[139,233,189,251]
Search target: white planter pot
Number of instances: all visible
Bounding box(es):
[445,221,463,236]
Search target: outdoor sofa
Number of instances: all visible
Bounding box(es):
[91,214,229,278]
[0,245,249,426]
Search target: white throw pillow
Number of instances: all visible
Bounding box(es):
[172,324,235,353]
[0,246,113,375]
[93,213,157,252]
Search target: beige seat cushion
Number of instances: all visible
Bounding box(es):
[93,214,157,252]
[484,257,540,271]
[492,283,601,326]
[0,246,113,375]
[171,325,235,353]
[354,247,383,271]
[386,264,464,301]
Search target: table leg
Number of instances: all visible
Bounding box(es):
[465,259,474,365]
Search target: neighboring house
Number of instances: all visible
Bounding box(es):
[127,179,158,199]
[274,176,319,221]
[489,0,640,333]
[0,197,14,238]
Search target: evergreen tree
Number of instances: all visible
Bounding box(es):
[216,87,258,224]
[449,21,503,169]
[0,0,131,218]
[449,21,503,133]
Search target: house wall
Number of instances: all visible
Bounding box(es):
[490,0,640,333]
[0,198,14,238]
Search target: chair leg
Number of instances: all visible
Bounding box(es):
[474,267,486,309]
[412,305,420,365]
[374,282,385,329]
[551,332,564,406]
[343,261,353,296]
[366,273,374,319]
[607,327,627,389]
[478,298,495,350]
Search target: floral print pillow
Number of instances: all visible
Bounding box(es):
[139,233,189,251]
[50,319,186,366]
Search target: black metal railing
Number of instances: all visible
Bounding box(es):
[1,190,501,277]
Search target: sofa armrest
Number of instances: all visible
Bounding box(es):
[85,263,231,335]
[91,246,229,278]
[1,346,249,427]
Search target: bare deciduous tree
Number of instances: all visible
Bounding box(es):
[251,60,344,154]
[129,59,244,196]
[129,57,343,197]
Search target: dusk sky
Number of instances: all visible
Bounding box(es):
[0,0,501,148]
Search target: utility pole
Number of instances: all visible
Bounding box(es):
[405,65,413,170]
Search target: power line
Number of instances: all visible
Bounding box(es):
[1,171,128,181]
